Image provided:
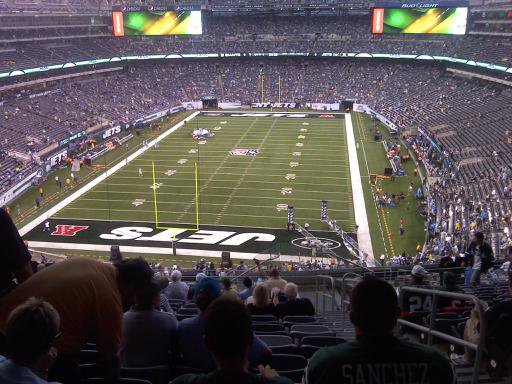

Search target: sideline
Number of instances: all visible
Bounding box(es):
[19,111,200,237]
[345,113,375,266]
[27,241,330,263]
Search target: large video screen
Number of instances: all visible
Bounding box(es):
[372,7,467,34]
[113,10,202,36]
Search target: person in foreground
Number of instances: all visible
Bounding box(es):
[172,298,293,384]
[0,298,61,384]
[0,256,153,383]
[305,275,455,384]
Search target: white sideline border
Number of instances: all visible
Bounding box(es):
[19,111,200,237]
[27,241,330,263]
[345,113,375,266]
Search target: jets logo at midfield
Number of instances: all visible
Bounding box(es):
[164,169,177,176]
[281,187,293,195]
[177,159,188,165]
[289,162,299,168]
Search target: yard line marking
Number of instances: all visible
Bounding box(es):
[73,198,353,211]
[56,207,344,221]
[81,184,349,195]
[82,190,353,203]
[104,177,350,187]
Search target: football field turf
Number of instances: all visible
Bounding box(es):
[21,112,360,260]
[18,110,426,265]
[55,114,355,230]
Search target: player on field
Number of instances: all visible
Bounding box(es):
[138,168,143,177]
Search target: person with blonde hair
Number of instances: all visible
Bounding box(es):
[247,284,275,316]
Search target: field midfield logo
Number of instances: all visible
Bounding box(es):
[188,149,197,154]
[298,135,306,139]
[302,122,309,126]
[230,148,260,157]
[177,159,188,165]
[281,187,293,195]
[300,128,308,132]
[296,142,304,147]
[285,173,296,180]
[51,225,89,237]
[292,152,302,157]
[213,127,222,131]
[289,161,299,168]
[164,169,177,176]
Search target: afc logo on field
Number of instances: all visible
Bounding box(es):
[51,225,89,237]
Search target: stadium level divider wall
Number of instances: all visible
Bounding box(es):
[1,53,511,82]
[18,111,201,237]
[151,160,200,232]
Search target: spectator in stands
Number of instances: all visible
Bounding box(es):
[172,298,292,384]
[155,276,174,313]
[163,270,189,302]
[410,264,431,286]
[265,268,287,292]
[221,277,240,300]
[466,232,494,287]
[247,284,275,316]
[240,277,255,302]
[177,277,270,371]
[187,272,206,301]
[0,257,153,384]
[437,272,465,309]
[0,208,33,297]
[0,297,60,384]
[305,276,455,384]
[273,282,315,318]
[121,280,178,367]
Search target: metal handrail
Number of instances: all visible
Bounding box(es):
[338,272,366,323]
[314,275,336,313]
[398,287,487,384]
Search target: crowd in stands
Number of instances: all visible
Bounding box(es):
[1,195,512,383]
[2,59,511,245]
[0,13,511,74]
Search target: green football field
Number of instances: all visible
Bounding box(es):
[53,113,355,231]
[17,110,425,266]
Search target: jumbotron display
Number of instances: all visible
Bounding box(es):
[112,10,202,36]
[372,7,467,34]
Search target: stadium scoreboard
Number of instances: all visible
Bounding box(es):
[372,1,468,35]
[112,6,202,36]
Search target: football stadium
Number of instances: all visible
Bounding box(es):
[0,0,512,383]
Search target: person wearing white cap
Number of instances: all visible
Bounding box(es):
[399,264,434,324]
[411,264,430,285]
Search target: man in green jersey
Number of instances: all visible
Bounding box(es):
[172,297,293,384]
[305,276,455,384]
